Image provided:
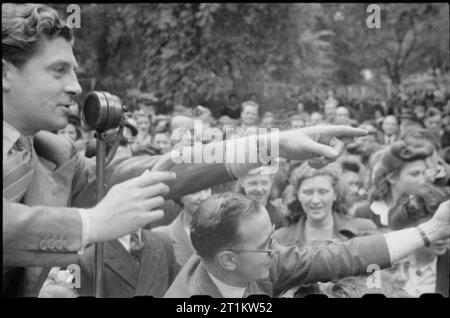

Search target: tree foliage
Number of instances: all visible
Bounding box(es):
[322,3,449,86]
[62,3,335,109]
[52,3,448,110]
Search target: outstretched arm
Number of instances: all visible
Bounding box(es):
[272,200,450,294]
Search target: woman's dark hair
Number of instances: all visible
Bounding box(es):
[370,141,434,202]
[400,126,440,151]
[389,183,449,230]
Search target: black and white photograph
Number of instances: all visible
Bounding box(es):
[2,2,450,303]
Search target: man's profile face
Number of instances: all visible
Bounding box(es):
[232,209,275,283]
[4,36,82,134]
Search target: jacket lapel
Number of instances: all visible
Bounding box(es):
[170,213,195,265]
[104,240,139,290]
[134,231,165,296]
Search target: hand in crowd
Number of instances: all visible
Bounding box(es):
[278,125,368,166]
[85,170,176,244]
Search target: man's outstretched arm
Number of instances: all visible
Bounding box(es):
[272,200,450,294]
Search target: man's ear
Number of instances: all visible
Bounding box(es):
[3,59,15,91]
[216,250,237,272]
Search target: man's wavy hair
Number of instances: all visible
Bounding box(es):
[370,141,434,202]
[389,183,449,230]
[2,3,73,68]
[287,162,346,224]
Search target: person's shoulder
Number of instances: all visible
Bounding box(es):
[346,215,378,231]
[143,228,175,251]
[163,255,204,298]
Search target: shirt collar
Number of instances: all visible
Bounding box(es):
[207,271,246,298]
[3,120,21,158]
[118,228,142,253]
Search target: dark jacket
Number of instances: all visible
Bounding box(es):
[153,212,196,267]
[354,203,387,229]
[274,212,378,246]
[164,234,391,298]
[436,250,449,297]
[78,230,180,297]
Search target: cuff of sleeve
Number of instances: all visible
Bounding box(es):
[225,135,261,180]
[384,228,423,263]
[78,208,91,253]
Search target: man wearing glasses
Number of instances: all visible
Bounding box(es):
[164,193,450,297]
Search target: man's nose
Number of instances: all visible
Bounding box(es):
[65,71,82,96]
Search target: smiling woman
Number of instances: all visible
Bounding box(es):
[275,162,377,246]
[237,167,288,229]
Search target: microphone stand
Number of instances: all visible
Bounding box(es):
[94,130,106,298]
[93,125,123,297]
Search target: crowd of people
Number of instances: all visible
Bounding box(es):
[3,3,450,299]
[49,76,450,298]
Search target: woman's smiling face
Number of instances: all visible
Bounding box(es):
[298,175,337,222]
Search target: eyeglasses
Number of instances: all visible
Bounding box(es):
[227,225,276,256]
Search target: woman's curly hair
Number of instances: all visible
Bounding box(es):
[389,183,449,230]
[287,162,346,224]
